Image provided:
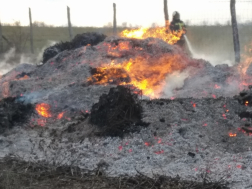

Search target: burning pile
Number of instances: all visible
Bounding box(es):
[1,28,252,188]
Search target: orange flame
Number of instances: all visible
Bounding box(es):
[35,103,52,118]
[245,101,249,106]
[229,133,237,137]
[18,75,30,80]
[120,26,184,45]
[238,42,252,88]
[88,54,188,98]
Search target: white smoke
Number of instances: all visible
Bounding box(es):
[35,40,57,63]
[0,40,57,76]
[0,48,17,75]
[161,70,190,98]
[193,53,233,66]
[184,35,234,66]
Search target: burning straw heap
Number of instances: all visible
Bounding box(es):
[1,29,252,188]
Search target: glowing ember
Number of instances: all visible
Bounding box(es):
[35,103,52,118]
[118,146,123,151]
[154,150,164,154]
[18,75,30,80]
[229,133,237,137]
[245,101,249,106]
[144,142,150,146]
[214,84,221,89]
[37,119,47,127]
[222,114,227,119]
[237,165,242,169]
[120,26,184,45]
[57,112,65,119]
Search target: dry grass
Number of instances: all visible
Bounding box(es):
[1,24,252,58]
[0,156,229,189]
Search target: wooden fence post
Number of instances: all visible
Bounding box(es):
[113,3,117,35]
[67,6,73,40]
[230,0,240,64]
[164,0,169,28]
[29,8,34,54]
[0,21,3,52]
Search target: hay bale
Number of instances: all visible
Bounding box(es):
[0,97,34,134]
[42,32,107,63]
[90,86,143,137]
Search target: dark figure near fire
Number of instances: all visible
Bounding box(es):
[170,11,187,50]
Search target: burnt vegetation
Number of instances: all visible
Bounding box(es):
[0,157,229,189]
[235,86,252,106]
[90,86,147,137]
[42,32,107,63]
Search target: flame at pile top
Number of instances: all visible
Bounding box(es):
[88,54,188,98]
[120,26,184,45]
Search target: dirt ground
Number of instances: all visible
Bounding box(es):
[0,157,228,189]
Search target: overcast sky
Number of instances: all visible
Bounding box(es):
[0,0,251,27]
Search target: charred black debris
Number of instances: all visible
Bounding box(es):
[90,85,148,137]
[0,97,34,134]
[42,32,107,63]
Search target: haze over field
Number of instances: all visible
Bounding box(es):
[0,0,251,27]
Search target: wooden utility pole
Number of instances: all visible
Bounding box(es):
[67,6,73,40]
[230,0,240,63]
[164,0,169,28]
[113,3,117,35]
[0,20,3,52]
[29,8,34,54]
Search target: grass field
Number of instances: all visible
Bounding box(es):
[0,24,252,65]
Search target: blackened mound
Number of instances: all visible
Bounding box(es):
[42,32,107,63]
[90,86,143,137]
[235,85,252,106]
[0,97,34,134]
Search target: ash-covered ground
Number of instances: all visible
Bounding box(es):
[0,33,252,188]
